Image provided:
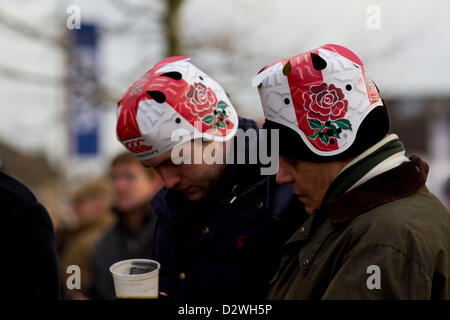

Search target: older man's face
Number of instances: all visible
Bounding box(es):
[141,140,226,202]
[276,156,346,214]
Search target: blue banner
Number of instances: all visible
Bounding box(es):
[69,24,100,156]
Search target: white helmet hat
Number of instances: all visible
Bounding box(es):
[117,56,238,159]
[252,44,386,161]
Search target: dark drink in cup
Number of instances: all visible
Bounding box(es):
[109,259,160,299]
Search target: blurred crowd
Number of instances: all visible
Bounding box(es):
[54,152,162,300]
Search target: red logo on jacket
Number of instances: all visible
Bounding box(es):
[236,235,246,249]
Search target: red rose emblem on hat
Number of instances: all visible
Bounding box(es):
[184,82,233,132]
[185,82,217,118]
[302,83,348,122]
[302,83,353,146]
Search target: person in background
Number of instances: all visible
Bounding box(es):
[1,169,60,299]
[58,179,115,299]
[89,152,162,300]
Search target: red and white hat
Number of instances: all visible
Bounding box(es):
[252,44,384,158]
[116,56,238,159]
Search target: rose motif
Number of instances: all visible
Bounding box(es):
[302,83,352,146]
[302,83,348,122]
[185,82,218,118]
[199,100,233,131]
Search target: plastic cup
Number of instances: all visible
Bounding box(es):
[109,259,160,299]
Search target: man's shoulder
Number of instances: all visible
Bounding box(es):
[0,171,53,230]
[344,186,450,263]
[353,186,449,229]
[96,223,121,245]
[0,171,38,209]
[92,224,123,263]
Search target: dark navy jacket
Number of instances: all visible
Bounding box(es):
[151,118,306,300]
[1,171,60,299]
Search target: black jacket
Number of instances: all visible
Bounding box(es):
[151,117,306,300]
[1,171,60,299]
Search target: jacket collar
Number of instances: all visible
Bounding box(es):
[324,155,428,224]
[285,155,429,246]
[323,137,406,201]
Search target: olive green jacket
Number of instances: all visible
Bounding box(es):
[268,156,450,299]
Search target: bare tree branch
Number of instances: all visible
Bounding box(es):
[0,9,66,48]
[107,0,164,17]
[0,63,121,108]
[164,0,183,56]
[0,63,66,87]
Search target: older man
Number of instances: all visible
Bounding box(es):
[253,44,450,299]
[115,56,305,299]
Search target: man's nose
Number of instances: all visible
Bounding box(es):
[276,163,294,185]
[158,167,182,189]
